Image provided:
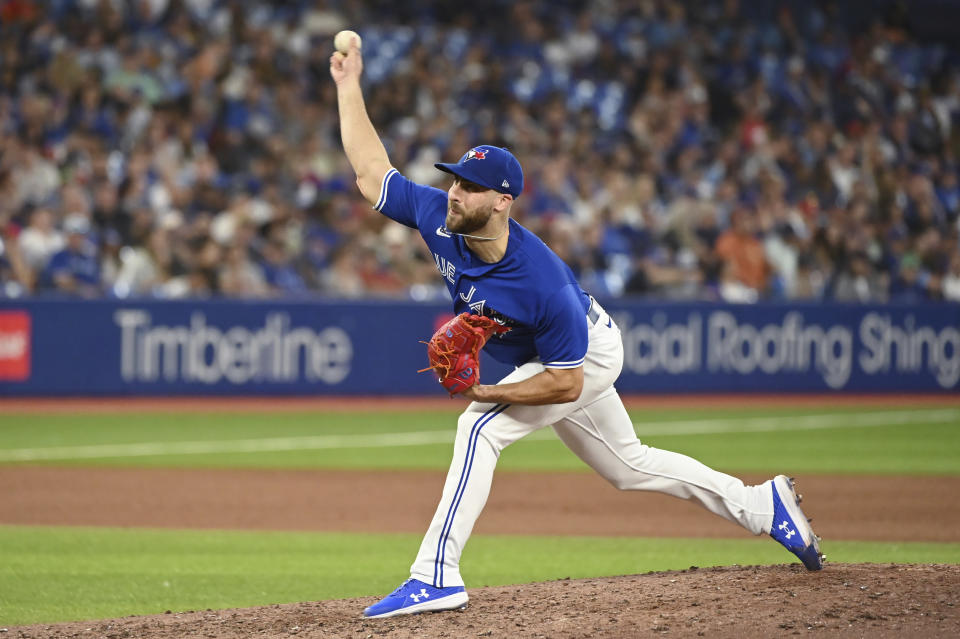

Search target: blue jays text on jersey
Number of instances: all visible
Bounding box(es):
[375,167,592,370]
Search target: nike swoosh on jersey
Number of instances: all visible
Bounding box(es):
[436,227,452,238]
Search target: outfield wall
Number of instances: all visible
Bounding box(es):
[0,299,958,396]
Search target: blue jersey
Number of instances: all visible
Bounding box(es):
[45,247,100,287]
[376,168,591,369]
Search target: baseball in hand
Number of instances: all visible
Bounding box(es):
[334,30,361,54]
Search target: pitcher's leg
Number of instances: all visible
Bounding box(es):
[409,402,509,588]
[552,391,773,535]
[409,355,605,587]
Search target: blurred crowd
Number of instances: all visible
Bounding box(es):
[0,0,959,303]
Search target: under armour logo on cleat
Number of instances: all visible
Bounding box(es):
[409,589,430,603]
[778,520,796,539]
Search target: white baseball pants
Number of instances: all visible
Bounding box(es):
[410,301,775,588]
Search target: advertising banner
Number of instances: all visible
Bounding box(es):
[0,299,957,396]
[611,304,960,392]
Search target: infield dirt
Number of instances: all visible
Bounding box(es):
[2,467,959,542]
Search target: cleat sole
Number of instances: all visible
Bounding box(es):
[364,593,468,619]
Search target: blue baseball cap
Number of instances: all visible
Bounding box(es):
[435,146,524,198]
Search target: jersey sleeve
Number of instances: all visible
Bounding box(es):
[535,284,589,369]
[374,168,447,230]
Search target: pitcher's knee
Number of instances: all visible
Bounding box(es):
[602,468,639,491]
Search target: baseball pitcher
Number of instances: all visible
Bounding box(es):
[330,36,823,619]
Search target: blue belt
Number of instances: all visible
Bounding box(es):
[587,297,599,325]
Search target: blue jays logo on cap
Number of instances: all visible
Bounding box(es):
[434,145,524,198]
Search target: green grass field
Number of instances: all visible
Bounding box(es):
[3,405,959,474]
[2,402,959,626]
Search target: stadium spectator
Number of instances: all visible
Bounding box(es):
[831,250,888,303]
[218,243,268,298]
[42,214,100,297]
[17,207,64,276]
[112,228,173,298]
[944,253,960,302]
[0,213,31,296]
[715,207,770,301]
[0,0,956,304]
[260,238,309,296]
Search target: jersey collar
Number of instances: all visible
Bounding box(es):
[461,218,525,276]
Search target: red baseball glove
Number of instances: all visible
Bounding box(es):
[419,313,511,395]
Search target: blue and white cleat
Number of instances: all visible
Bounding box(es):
[770,475,824,571]
[363,578,468,618]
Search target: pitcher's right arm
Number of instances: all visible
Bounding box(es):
[330,37,392,206]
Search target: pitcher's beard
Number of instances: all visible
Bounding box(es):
[446,205,492,234]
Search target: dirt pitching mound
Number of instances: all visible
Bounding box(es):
[9,563,959,639]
